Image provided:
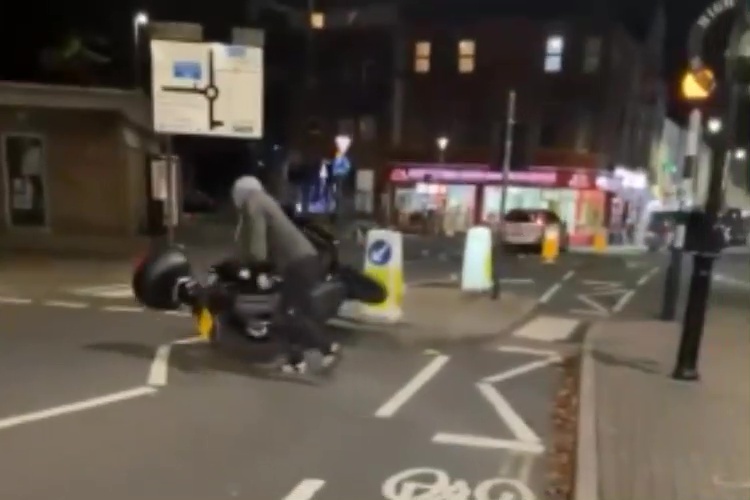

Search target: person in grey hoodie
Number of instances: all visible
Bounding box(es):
[231,175,341,374]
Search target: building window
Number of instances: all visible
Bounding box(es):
[583,37,602,73]
[310,12,325,29]
[544,35,564,73]
[414,41,431,73]
[457,39,475,73]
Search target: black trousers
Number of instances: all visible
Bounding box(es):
[273,254,333,364]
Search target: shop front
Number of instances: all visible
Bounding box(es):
[386,165,606,244]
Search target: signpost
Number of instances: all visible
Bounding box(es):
[149,30,264,243]
[150,40,263,138]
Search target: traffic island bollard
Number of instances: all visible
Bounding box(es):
[541,226,560,264]
[460,226,495,294]
[359,228,404,323]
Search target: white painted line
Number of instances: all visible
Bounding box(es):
[569,309,608,317]
[582,280,620,286]
[482,358,559,384]
[374,355,450,418]
[173,336,205,345]
[497,345,562,360]
[476,383,542,444]
[0,386,157,431]
[576,295,609,315]
[500,278,534,285]
[562,270,575,281]
[0,296,33,305]
[512,315,580,342]
[69,284,132,299]
[713,274,750,290]
[636,267,659,287]
[43,300,89,309]
[102,305,144,313]
[282,479,326,500]
[432,433,545,454]
[538,282,562,303]
[163,310,191,317]
[611,290,635,313]
[148,344,172,387]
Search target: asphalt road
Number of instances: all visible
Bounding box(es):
[1,249,745,500]
[0,303,562,500]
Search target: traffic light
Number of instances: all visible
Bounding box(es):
[681,67,715,101]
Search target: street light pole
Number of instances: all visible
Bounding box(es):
[133,11,149,90]
[499,89,516,224]
[672,1,747,381]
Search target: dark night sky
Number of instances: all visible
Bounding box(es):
[0,0,717,105]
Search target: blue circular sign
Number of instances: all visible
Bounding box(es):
[368,239,392,265]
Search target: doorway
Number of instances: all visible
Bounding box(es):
[2,133,49,229]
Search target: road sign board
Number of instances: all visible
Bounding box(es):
[150,40,263,138]
[368,239,392,265]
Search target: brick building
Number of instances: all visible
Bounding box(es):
[286,4,666,175]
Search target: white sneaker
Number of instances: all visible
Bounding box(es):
[321,343,342,369]
[280,361,307,374]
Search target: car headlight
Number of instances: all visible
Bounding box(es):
[256,273,273,290]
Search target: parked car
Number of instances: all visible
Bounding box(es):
[501,208,569,253]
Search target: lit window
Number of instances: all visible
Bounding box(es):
[310,12,325,29]
[544,34,564,73]
[414,41,431,73]
[583,37,602,73]
[457,39,475,73]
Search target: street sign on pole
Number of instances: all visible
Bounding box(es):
[150,40,264,138]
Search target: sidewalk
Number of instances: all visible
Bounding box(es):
[576,311,750,500]
[569,244,647,255]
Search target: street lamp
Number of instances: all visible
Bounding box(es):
[706,116,722,134]
[733,147,747,160]
[133,10,149,89]
[335,134,352,156]
[436,136,449,163]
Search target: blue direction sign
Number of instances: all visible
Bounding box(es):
[368,239,392,266]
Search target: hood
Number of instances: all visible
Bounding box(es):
[231,176,264,209]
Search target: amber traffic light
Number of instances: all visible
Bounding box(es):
[681,67,716,101]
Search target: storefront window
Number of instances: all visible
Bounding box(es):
[481,186,543,225]
[575,190,605,231]
[394,183,476,233]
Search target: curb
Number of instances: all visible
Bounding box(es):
[574,326,599,500]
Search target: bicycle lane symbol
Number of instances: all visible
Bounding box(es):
[381,468,536,500]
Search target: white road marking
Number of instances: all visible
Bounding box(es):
[282,479,326,500]
[0,386,157,431]
[173,336,205,345]
[148,344,172,387]
[562,270,575,281]
[43,300,89,309]
[497,345,562,360]
[582,279,620,286]
[163,310,191,317]
[636,267,659,286]
[538,283,562,303]
[102,305,144,313]
[611,290,635,313]
[500,278,534,284]
[512,315,580,342]
[713,274,750,290]
[575,294,609,315]
[0,296,33,304]
[69,284,133,299]
[432,433,545,453]
[476,383,542,444]
[374,355,450,418]
[481,358,560,384]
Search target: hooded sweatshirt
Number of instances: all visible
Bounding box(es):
[231,176,317,269]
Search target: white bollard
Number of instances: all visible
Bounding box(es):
[460,225,493,292]
[359,228,404,322]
